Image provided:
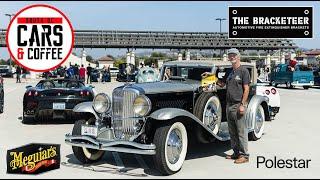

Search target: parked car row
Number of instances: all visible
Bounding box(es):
[269,64,317,89]
[0,75,3,114]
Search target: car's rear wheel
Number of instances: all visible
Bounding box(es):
[194,93,221,143]
[303,86,310,90]
[0,90,4,114]
[286,82,293,89]
[249,105,265,141]
[270,80,278,87]
[72,118,105,164]
[153,121,188,175]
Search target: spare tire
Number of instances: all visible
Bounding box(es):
[194,93,222,143]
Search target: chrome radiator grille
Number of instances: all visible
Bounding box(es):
[112,87,139,140]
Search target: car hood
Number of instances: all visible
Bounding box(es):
[122,80,200,94]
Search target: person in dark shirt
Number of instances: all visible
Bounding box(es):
[202,48,250,164]
[86,64,93,84]
[223,48,250,164]
[16,66,21,83]
[74,64,79,80]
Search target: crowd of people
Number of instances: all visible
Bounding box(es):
[43,63,113,84]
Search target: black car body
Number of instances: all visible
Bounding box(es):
[23,78,95,123]
[116,63,137,82]
[0,75,3,113]
[91,69,100,82]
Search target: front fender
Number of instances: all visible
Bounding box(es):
[245,95,269,131]
[149,108,228,141]
[73,102,99,120]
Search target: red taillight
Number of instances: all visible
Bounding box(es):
[27,91,38,96]
[271,88,277,94]
[265,90,270,95]
[80,91,90,96]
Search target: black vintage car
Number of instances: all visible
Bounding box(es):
[23,78,95,124]
[0,75,3,114]
[65,60,279,175]
[116,63,137,82]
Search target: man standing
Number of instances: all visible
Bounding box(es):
[16,65,21,83]
[224,48,250,164]
[86,63,93,84]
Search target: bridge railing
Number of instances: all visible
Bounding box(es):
[0,29,297,50]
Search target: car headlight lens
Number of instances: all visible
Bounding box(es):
[133,95,151,116]
[93,93,111,114]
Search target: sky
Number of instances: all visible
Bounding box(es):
[0,1,319,59]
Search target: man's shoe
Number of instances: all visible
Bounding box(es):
[234,155,249,164]
[225,154,239,160]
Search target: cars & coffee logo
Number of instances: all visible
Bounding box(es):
[7,143,60,174]
[6,4,74,72]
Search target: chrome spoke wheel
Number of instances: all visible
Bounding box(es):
[202,96,221,134]
[167,128,183,164]
[255,106,264,135]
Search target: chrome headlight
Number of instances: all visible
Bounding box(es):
[133,95,151,116]
[93,93,111,114]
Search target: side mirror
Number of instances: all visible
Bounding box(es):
[25,85,32,89]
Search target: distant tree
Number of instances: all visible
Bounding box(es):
[86,55,94,63]
[114,58,126,68]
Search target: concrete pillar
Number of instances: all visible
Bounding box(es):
[130,51,135,65]
[178,53,183,61]
[266,54,271,68]
[126,52,131,64]
[281,53,285,64]
[186,50,190,61]
[223,53,227,61]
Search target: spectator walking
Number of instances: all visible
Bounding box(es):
[79,64,86,82]
[86,63,93,84]
[16,66,21,83]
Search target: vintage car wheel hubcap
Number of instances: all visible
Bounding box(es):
[203,97,221,134]
[255,106,265,135]
[167,128,183,164]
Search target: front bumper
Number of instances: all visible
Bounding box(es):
[24,97,92,116]
[65,134,156,155]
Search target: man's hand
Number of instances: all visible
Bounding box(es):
[217,80,225,87]
[201,72,212,78]
[239,105,246,115]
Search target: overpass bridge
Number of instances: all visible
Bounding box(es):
[0,29,297,50]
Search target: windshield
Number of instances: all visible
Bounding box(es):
[36,80,85,89]
[161,66,212,81]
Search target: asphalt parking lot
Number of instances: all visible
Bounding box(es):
[1,77,320,178]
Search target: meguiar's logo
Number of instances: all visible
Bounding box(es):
[7,143,60,174]
[6,4,74,72]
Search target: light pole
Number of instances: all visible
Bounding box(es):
[215,18,226,60]
[5,13,15,69]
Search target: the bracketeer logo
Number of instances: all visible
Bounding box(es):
[7,143,60,174]
[6,4,74,72]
